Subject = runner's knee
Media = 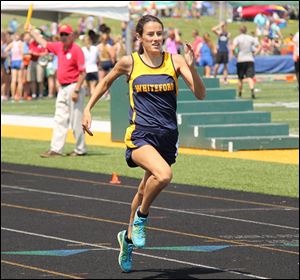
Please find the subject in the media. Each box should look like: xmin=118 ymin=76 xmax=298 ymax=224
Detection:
xmin=155 ymin=168 xmax=173 ymax=186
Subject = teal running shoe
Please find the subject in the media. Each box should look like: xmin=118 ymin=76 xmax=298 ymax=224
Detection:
xmin=117 ymin=230 xmax=133 ymax=273
xmin=131 ymin=207 xmax=148 ymax=248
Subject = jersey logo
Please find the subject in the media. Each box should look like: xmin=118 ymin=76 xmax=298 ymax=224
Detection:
xmin=134 ymin=82 xmax=175 ymax=93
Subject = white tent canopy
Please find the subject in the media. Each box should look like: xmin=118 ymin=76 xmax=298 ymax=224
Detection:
xmin=1 ymin=1 xmax=130 ymax=22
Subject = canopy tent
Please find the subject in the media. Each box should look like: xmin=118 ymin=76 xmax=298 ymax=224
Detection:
xmin=1 ymin=1 xmax=130 ymax=22
xmin=240 ymin=5 xmax=288 ymax=20
xmin=228 ymin=1 xmax=299 ymax=8
xmin=1 ymin=1 xmax=132 ymax=53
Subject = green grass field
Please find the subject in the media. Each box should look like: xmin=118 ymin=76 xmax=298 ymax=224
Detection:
xmin=1 ymin=137 xmax=298 ymax=198
xmin=224 ymin=79 xmax=299 ymax=135
xmin=1 ymin=96 xmax=110 ymax=121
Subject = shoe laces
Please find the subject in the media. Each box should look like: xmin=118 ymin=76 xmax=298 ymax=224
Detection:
xmin=127 ymin=244 xmax=133 ymax=262
xmin=122 ymin=243 xmax=133 ymax=263
xmin=134 ymin=217 xmax=147 ymax=238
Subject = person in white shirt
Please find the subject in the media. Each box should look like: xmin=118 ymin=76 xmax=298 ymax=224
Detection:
xmin=85 ymin=16 xmax=95 ymax=31
xmin=82 ymin=35 xmax=99 ymax=96
xmin=232 ymin=26 xmax=261 ymax=99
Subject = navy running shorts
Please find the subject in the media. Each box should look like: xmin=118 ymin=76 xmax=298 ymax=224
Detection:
xmin=125 ymin=126 xmax=179 ymax=168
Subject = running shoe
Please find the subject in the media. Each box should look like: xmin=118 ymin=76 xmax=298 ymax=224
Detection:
xmin=117 ymin=230 xmax=133 ymax=273
xmin=131 ymin=207 xmax=148 ymax=248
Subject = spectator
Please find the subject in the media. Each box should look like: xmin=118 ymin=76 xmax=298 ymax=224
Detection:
xmin=97 ymin=16 xmax=103 ymax=32
xmin=260 ymin=35 xmax=272 ymax=56
xmin=27 ymin=29 xmax=48 ymax=99
xmin=293 ymin=31 xmax=299 ymax=85
xmin=1 ymin=31 xmax=11 ymax=101
xmin=191 ymin=29 xmax=203 ymax=62
xmin=21 ymin=32 xmax=32 ymax=100
xmin=85 ymin=15 xmax=95 ymax=32
xmin=271 ymin=36 xmax=282 ymax=55
xmin=5 ymin=32 xmax=23 ymax=101
xmin=50 ymin=22 xmax=58 ymax=36
xmin=195 ymin=1 xmax=203 ymax=18
xmin=196 ymin=33 xmax=216 ymax=77
xmin=212 ymin=21 xmax=231 ymax=83
xmin=269 ymin=20 xmax=282 ymax=40
xmin=121 ymin=21 xmax=127 ymax=42
xmin=283 ymin=33 xmax=295 ymax=55
xmin=29 ymin=24 xmax=87 ymax=157
xmin=8 ymin=18 xmax=19 ymax=34
xmin=114 ymin=35 xmax=126 ymax=63
xmin=78 ymin=17 xmax=86 ymax=35
xmin=253 ymin=13 xmax=269 ymax=37
xmin=87 ymin=29 xmax=98 ymax=46
xmin=98 ymin=23 xmax=107 ymax=35
xmin=165 ymin=28 xmax=182 ymax=55
xmin=186 ymin=1 xmax=193 ymax=18
xmin=97 ymin=32 xmax=115 ymax=99
xmin=45 ymin=53 xmax=58 ymax=98
xmin=232 ymin=26 xmax=261 ymax=99
xmin=82 ymin=35 xmax=99 ymax=96
xmin=105 ymin=27 xmax=114 ymax=46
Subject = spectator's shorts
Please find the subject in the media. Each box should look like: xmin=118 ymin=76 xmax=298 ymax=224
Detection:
xmin=295 ymin=59 xmax=299 ymax=73
xmin=27 ymin=61 xmax=45 ymax=83
xmin=86 ymin=72 xmax=99 ymax=81
xmin=99 ymin=60 xmax=114 ymax=72
xmin=199 ymin=56 xmax=214 ymax=67
xmin=11 ymin=60 xmax=22 ymax=70
xmin=124 ymin=126 xmax=178 ymax=168
xmin=237 ymin=62 xmax=255 ymax=79
xmin=215 ymin=52 xmax=229 ymax=64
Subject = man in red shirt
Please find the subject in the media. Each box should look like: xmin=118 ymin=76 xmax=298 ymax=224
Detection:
xmin=29 ymin=24 xmax=87 ymax=157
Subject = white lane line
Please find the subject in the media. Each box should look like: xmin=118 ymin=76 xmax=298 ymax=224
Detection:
xmin=182 ymin=207 xmax=298 ymax=213
xmin=2 ymin=184 xmax=298 ymax=231
xmin=1 ymin=227 xmax=269 ymax=279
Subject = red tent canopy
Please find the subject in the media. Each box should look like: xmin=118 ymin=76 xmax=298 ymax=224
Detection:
xmin=241 ymin=5 xmax=287 ymax=19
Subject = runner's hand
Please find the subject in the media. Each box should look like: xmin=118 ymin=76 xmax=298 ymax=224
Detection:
xmin=184 ymin=42 xmax=195 ymax=67
xmin=82 ymin=109 xmax=93 ymax=136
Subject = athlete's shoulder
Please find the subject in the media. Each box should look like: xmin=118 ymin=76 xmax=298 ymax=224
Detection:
xmin=113 ymin=55 xmax=133 ymax=76
xmin=117 ymin=55 xmax=132 ymax=68
xmin=170 ymin=53 xmax=185 ymax=71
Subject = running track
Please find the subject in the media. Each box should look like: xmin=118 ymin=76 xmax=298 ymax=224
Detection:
xmin=1 ymin=162 xmax=299 ymax=279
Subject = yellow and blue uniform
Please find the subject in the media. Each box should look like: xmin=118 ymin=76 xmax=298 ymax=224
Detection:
xmin=125 ymin=51 xmax=179 ymax=167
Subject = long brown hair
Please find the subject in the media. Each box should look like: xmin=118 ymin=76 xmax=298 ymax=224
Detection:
xmin=203 ymin=32 xmax=216 ymax=54
xmin=136 ymin=15 xmax=164 ymax=54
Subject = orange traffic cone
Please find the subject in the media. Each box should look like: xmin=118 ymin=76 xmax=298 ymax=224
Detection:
xmin=110 ymin=172 xmax=121 ymax=184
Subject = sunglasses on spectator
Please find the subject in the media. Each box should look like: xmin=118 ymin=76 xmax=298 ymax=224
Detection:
xmin=60 ymin=33 xmax=70 ymax=37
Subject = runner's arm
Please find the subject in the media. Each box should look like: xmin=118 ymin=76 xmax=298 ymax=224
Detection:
xmin=173 ymin=44 xmax=206 ymax=100
xmin=82 ymin=55 xmax=132 ymax=131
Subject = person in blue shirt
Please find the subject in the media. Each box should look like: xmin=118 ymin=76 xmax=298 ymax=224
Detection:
xmin=196 ymin=32 xmax=216 ymax=77
xmin=254 ymin=13 xmax=268 ymax=37
xmin=8 ymin=18 xmax=19 ymax=34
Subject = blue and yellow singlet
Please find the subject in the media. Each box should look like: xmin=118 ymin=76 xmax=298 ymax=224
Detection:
xmin=127 ymin=51 xmax=178 ymax=132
